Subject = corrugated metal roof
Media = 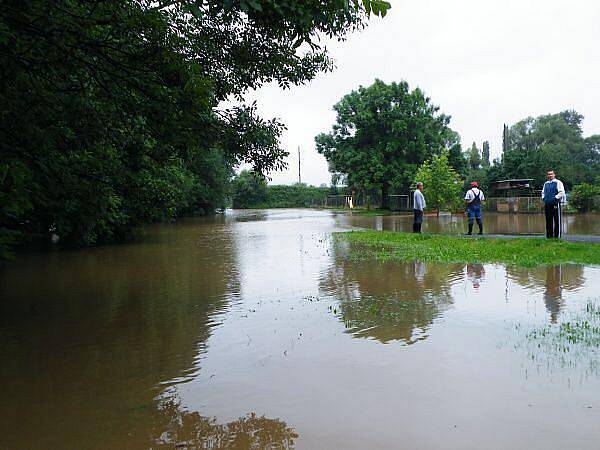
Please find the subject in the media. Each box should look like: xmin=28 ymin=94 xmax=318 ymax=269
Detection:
xmin=491 ymin=179 xmax=534 ymax=184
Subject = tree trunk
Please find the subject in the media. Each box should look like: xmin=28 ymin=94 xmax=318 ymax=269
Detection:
xmin=381 ymin=182 xmax=389 ymax=210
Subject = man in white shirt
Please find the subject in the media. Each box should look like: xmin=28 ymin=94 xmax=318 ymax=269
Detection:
xmin=541 ymin=170 xmax=566 ymax=238
xmin=464 ymin=181 xmax=485 ymax=235
xmin=413 ymin=182 xmax=426 ymax=233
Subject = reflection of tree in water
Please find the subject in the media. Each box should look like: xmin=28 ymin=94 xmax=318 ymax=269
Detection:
xmin=321 ymin=252 xmax=463 ymax=344
xmin=0 ymin=220 xmax=243 ymax=449
xmin=154 ymin=400 xmax=297 ymax=449
xmin=507 ymin=264 xmax=585 ymax=323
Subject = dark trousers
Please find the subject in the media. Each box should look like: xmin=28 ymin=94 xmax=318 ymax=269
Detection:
xmin=544 ymin=201 xmax=561 ymax=238
xmin=466 ymin=205 xmax=483 ymax=234
xmin=413 ymin=209 xmax=423 ymax=233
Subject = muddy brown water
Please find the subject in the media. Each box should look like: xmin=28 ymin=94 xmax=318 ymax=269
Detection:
xmin=344 ymin=210 xmax=600 ymax=235
xmin=1 ymin=209 xmax=600 ymax=449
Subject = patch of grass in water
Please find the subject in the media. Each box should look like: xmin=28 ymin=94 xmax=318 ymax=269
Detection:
xmin=337 ymin=231 xmax=600 ymax=267
xmin=517 ymin=299 xmax=600 ymax=377
xmin=527 ymin=302 xmax=600 ymax=348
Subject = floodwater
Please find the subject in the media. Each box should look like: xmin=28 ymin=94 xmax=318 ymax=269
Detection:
xmin=1 ymin=209 xmax=600 ymax=450
xmin=343 ymin=210 xmax=600 ymax=235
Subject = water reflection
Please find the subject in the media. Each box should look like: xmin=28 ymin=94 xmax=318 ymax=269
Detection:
xmin=155 ymin=400 xmax=297 ymax=449
xmin=466 ymin=263 xmax=486 ymax=289
xmin=0 ymin=220 xmax=240 ymax=449
xmin=321 ymin=247 xmax=463 ymax=344
xmin=544 ymin=266 xmax=565 ymax=323
xmin=2 ymin=209 xmax=600 ymax=449
xmin=340 ymin=211 xmax=600 ymax=235
xmin=507 ymin=265 xmax=585 ymax=322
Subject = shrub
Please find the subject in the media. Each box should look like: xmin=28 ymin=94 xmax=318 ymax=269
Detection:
xmin=230 ymin=174 xmax=329 ymax=209
xmin=569 ymin=183 xmax=600 ymax=212
xmin=231 ymin=171 xmax=268 ymax=209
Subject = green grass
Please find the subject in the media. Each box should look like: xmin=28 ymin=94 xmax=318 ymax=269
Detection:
xmin=515 ymin=299 xmax=600 ymax=375
xmin=527 ymin=301 xmax=600 ymax=348
xmin=338 ymin=231 xmax=600 ymax=267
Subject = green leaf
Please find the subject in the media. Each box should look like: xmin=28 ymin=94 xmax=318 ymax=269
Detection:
xmin=246 ymin=0 xmax=263 ymax=12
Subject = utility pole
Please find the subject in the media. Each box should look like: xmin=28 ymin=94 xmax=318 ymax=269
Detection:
xmin=298 ymin=146 xmax=302 ymax=184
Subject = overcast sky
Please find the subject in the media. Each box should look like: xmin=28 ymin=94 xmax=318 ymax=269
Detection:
xmin=244 ymin=0 xmax=600 ymax=186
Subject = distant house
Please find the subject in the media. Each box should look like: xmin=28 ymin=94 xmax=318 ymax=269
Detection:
xmin=488 ymin=179 xmax=541 ymax=213
xmin=489 ymin=179 xmax=536 ymax=197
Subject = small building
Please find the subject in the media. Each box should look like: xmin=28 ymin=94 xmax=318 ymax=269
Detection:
xmin=489 ymin=179 xmax=536 ymax=197
xmin=488 ymin=179 xmax=541 ymax=213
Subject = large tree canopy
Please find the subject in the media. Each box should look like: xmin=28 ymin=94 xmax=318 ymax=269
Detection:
xmin=497 ymin=111 xmax=600 ymax=189
xmin=315 ymin=79 xmax=459 ymax=208
xmin=0 ymin=0 xmax=390 ymax=250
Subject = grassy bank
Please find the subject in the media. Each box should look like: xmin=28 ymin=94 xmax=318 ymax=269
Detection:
xmin=339 ymin=231 xmax=600 ymax=267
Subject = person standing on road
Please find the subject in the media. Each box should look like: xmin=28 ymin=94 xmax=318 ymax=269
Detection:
xmin=465 ymin=181 xmax=485 ymax=235
xmin=541 ymin=170 xmax=565 ymax=238
xmin=413 ymin=182 xmax=426 ymax=233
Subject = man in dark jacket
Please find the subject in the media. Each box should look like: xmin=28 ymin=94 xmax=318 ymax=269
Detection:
xmin=541 ymin=170 xmax=565 ymax=238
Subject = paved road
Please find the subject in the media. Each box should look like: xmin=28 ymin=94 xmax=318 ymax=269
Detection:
xmin=460 ymin=234 xmax=600 ymax=243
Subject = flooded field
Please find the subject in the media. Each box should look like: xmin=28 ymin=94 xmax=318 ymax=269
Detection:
xmin=343 ymin=210 xmax=600 ymax=236
xmin=1 ymin=209 xmax=600 ymax=449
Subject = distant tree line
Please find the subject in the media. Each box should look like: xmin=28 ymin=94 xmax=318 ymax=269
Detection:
xmin=316 ymin=80 xmax=600 ymax=211
xmin=490 ymin=111 xmax=600 ymax=190
xmin=233 ymin=103 xmax=600 ymax=215
xmin=0 ymin=0 xmax=390 ymax=258
xmin=232 ymin=170 xmax=330 ymax=209
xmin=467 ymin=111 xmax=600 ymax=211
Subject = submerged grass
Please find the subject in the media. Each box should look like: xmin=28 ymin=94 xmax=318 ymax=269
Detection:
xmin=339 ymin=231 xmax=600 ymax=267
xmin=515 ymin=299 xmax=600 ymax=376
xmin=527 ymin=302 xmax=600 ymax=349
